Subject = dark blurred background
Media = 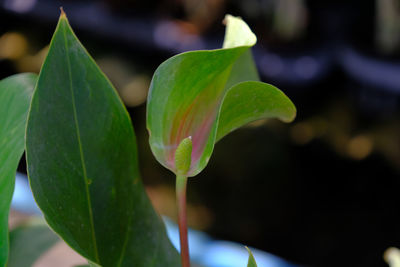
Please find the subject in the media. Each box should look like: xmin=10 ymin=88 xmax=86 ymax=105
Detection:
xmin=1 ymin=0 xmax=400 ymax=266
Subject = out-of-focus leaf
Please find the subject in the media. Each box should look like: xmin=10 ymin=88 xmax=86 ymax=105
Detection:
xmin=217 ymin=81 xmax=296 ymax=141
xmin=0 ymin=73 xmax=36 ymax=266
xmin=8 ymin=219 xmax=59 ymax=267
xmin=26 ymin=13 xmax=180 ymax=266
xmin=246 ymin=247 xmax=258 ymax=267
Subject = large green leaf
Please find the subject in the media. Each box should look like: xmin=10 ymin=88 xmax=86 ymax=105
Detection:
xmin=26 ymin=13 xmax=180 ymax=266
xmin=147 ymin=15 xmax=295 ymax=177
xmin=8 ymin=218 xmax=59 ymax=267
xmin=0 ymin=73 xmax=37 ymax=267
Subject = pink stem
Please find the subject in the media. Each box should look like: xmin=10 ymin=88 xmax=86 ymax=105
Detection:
xmin=176 ymin=175 xmax=190 ymax=267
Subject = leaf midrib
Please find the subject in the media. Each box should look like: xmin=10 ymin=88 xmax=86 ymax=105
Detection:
xmin=62 ymin=20 xmax=100 ymax=263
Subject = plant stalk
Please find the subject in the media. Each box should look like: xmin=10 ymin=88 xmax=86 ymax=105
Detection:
xmin=176 ymin=174 xmax=190 ymax=267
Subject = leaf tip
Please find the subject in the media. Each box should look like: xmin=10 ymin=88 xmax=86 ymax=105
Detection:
xmin=60 ymin=7 xmax=66 ymax=18
xmin=245 ymin=246 xmax=252 ymax=255
xmin=245 ymin=246 xmax=258 ymax=267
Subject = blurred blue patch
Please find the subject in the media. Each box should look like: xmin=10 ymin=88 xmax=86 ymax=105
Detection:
xmin=11 ymin=172 xmax=41 ymax=214
xmin=12 ymin=172 xmax=298 ymax=267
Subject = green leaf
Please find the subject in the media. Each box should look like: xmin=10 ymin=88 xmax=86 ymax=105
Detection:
xmin=147 ymin=15 xmax=257 ymax=177
xmin=26 ymin=13 xmax=180 ymax=266
xmin=224 ymin=50 xmax=260 ymax=90
xmin=246 ymin=247 xmax=258 ymax=267
xmin=0 ymin=73 xmax=37 ymax=267
xmin=217 ymin=81 xmax=296 ymax=141
xmin=8 ymin=218 xmax=59 ymax=267
xmin=147 ymin=15 xmax=295 ymax=177
xmin=147 ymin=47 xmax=247 ymax=177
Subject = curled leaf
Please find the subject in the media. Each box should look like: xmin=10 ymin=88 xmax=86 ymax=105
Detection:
xmin=147 ymin=15 xmax=296 ymax=177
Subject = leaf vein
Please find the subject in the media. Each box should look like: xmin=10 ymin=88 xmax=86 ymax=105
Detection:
xmin=61 ymin=21 xmax=100 ymax=264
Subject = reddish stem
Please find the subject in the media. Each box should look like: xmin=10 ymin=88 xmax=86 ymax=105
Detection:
xmin=176 ymin=175 xmax=190 ymax=267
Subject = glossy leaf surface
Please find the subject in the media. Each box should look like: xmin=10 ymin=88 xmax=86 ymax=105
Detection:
xmin=0 ymin=73 xmax=37 ymax=266
xmin=147 ymin=15 xmax=296 ymax=177
xmin=8 ymin=219 xmax=59 ymax=267
xmin=26 ymin=13 xmax=180 ymax=266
